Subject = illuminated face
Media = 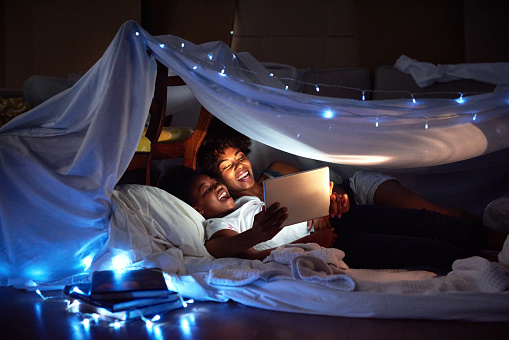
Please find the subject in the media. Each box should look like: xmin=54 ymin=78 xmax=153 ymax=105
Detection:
xmin=215 ymin=147 xmax=256 ymax=193
xmin=189 ymin=174 xmax=235 ymax=219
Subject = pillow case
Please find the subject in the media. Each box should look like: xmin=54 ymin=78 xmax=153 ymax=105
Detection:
xmin=92 ymin=184 xmax=212 ymax=275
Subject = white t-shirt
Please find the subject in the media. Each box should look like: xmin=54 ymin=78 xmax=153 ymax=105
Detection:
xmin=205 ymin=196 xmax=311 ymax=251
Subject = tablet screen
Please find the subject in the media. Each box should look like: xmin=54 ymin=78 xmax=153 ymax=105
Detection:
xmin=263 ymin=167 xmax=330 ymax=227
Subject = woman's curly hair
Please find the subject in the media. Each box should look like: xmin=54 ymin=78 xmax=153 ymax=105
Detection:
xmin=197 ymin=127 xmax=252 ymax=176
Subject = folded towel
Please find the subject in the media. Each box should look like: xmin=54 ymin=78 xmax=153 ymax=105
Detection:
xmin=263 ymin=243 xmax=349 ymax=270
xmin=291 ymin=255 xmax=355 ymax=290
xmin=208 ymin=243 xmax=355 ymax=290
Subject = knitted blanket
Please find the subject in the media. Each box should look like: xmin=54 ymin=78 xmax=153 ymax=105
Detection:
xmin=208 ymin=244 xmax=509 ymax=293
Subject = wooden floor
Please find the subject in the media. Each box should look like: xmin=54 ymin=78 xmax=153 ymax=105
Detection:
xmin=2 ymin=287 xmax=508 ymax=340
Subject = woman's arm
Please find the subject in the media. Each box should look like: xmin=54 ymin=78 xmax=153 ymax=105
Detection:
xmin=265 ymin=160 xmax=302 ymax=176
xmin=291 ymin=228 xmax=337 ymax=248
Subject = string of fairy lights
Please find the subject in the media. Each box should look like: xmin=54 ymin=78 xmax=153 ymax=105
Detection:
xmin=35 ymin=253 xmax=194 ymax=331
xmin=136 ymin=29 xmax=504 ymax=131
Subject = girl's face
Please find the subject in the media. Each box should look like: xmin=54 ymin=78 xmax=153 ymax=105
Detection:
xmin=190 ymin=174 xmax=235 ymax=219
xmin=215 ymin=147 xmax=256 ymax=194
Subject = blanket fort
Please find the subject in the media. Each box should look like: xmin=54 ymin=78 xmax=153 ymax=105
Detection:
xmin=0 ymin=21 xmax=508 ymax=287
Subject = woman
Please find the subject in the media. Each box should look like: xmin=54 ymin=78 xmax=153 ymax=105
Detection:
xmin=191 ymin=127 xmax=508 ymax=269
xmin=158 ymin=166 xmax=506 ymax=271
xmin=196 ymin=126 xmax=480 ymax=223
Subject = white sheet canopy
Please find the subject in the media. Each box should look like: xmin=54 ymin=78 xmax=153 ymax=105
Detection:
xmin=1 ymin=21 xmax=508 ymax=287
xmin=148 ymin=33 xmax=509 ymax=169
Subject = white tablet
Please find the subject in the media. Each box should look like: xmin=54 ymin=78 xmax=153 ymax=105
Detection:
xmin=263 ymin=167 xmax=330 ymax=227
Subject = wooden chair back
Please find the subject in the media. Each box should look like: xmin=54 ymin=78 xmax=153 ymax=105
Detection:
xmin=120 ymin=60 xmax=213 ymax=185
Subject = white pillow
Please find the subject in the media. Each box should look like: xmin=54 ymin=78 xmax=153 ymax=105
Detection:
xmin=93 ymin=184 xmax=212 ymax=274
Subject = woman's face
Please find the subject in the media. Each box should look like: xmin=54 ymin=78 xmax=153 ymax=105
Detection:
xmin=215 ymin=147 xmax=256 ymax=193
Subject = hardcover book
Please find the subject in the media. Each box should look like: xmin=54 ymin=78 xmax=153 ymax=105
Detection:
xmin=71 ymin=297 xmax=183 ymax=321
xmin=89 ymin=268 xmax=171 ymax=300
xmin=64 ymin=268 xmax=182 ymax=320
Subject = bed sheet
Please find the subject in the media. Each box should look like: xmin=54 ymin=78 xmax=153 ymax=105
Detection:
xmin=169 ymin=271 xmax=509 ymax=322
xmin=98 ymin=184 xmax=509 ymax=322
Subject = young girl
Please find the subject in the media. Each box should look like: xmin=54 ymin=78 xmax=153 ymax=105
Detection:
xmin=159 ymin=166 xmax=341 ymax=260
xmin=159 ymin=166 xmax=506 ymax=271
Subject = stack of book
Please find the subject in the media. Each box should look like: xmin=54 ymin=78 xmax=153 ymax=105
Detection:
xmin=64 ymin=268 xmax=182 ymax=321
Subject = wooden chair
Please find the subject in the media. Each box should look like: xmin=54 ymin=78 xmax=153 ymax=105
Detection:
xmin=120 ymin=60 xmax=213 ymax=185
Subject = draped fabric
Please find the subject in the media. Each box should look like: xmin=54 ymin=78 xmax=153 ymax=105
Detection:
xmin=143 ymin=28 xmax=509 ymax=169
xmin=0 ymin=22 xmax=156 ymax=287
xmin=0 ymin=20 xmax=508 ymax=286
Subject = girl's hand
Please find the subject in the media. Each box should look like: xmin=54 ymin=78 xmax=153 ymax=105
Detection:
xmin=251 ymin=203 xmax=288 ymax=241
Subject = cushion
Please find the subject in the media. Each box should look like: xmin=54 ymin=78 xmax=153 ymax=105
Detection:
xmin=92 ymin=184 xmax=212 ymax=274
xmin=0 ymin=97 xmax=29 ymax=126
xmin=136 ymin=126 xmax=194 ymax=152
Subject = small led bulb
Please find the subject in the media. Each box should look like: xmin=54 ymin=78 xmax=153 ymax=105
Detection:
xmin=456 ymin=93 xmax=464 ymax=104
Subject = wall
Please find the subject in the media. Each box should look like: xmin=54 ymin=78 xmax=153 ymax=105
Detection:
xmin=231 ymin=0 xmax=359 ymax=69
xmin=2 ymin=0 xmax=141 ymax=88
xmin=1 ymin=0 xmax=508 ymax=89
xmin=141 ymin=0 xmax=235 ymax=44
xmin=0 ymin=0 xmax=235 ymax=89
xmin=231 ymin=0 xmax=508 ymax=70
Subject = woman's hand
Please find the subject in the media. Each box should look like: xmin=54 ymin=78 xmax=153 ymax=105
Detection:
xmin=330 ymin=192 xmax=349 ymax=219
xmin=307 ymin=216 xmax=331 ymax=231
xmin=303 ymin=228 xmax=337 ymax=248
xmin=307 ymin=182 xmax=350 ymax=230
xmin=251 ymin=202 xmax=288 ymax=242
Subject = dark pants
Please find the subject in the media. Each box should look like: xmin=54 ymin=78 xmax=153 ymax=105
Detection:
xmin=332 ymin=205 xmax=489 ymax=271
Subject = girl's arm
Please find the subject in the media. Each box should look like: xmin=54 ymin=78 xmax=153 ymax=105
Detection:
xmin=205 ymin=203 xmax=288 ymax=260
xmin=206 ymin=227 xmax=337 ymax=260
xmin=205 ymin=228 xmax=275 ymax=260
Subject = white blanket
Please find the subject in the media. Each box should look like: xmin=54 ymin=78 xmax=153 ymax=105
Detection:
xmin=208 ymin=244 xmax=509 ymax=294
xmin=395 ymin=54 xmax=509 ymax=88
xmin=209 ymin=244 xmax=354 ymax=290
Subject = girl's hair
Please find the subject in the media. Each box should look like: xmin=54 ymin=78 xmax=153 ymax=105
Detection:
xmin=157 ymin=165 xmax=201 ymax=206
xmin=197 ymin=126 xmax=251 ymax=176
